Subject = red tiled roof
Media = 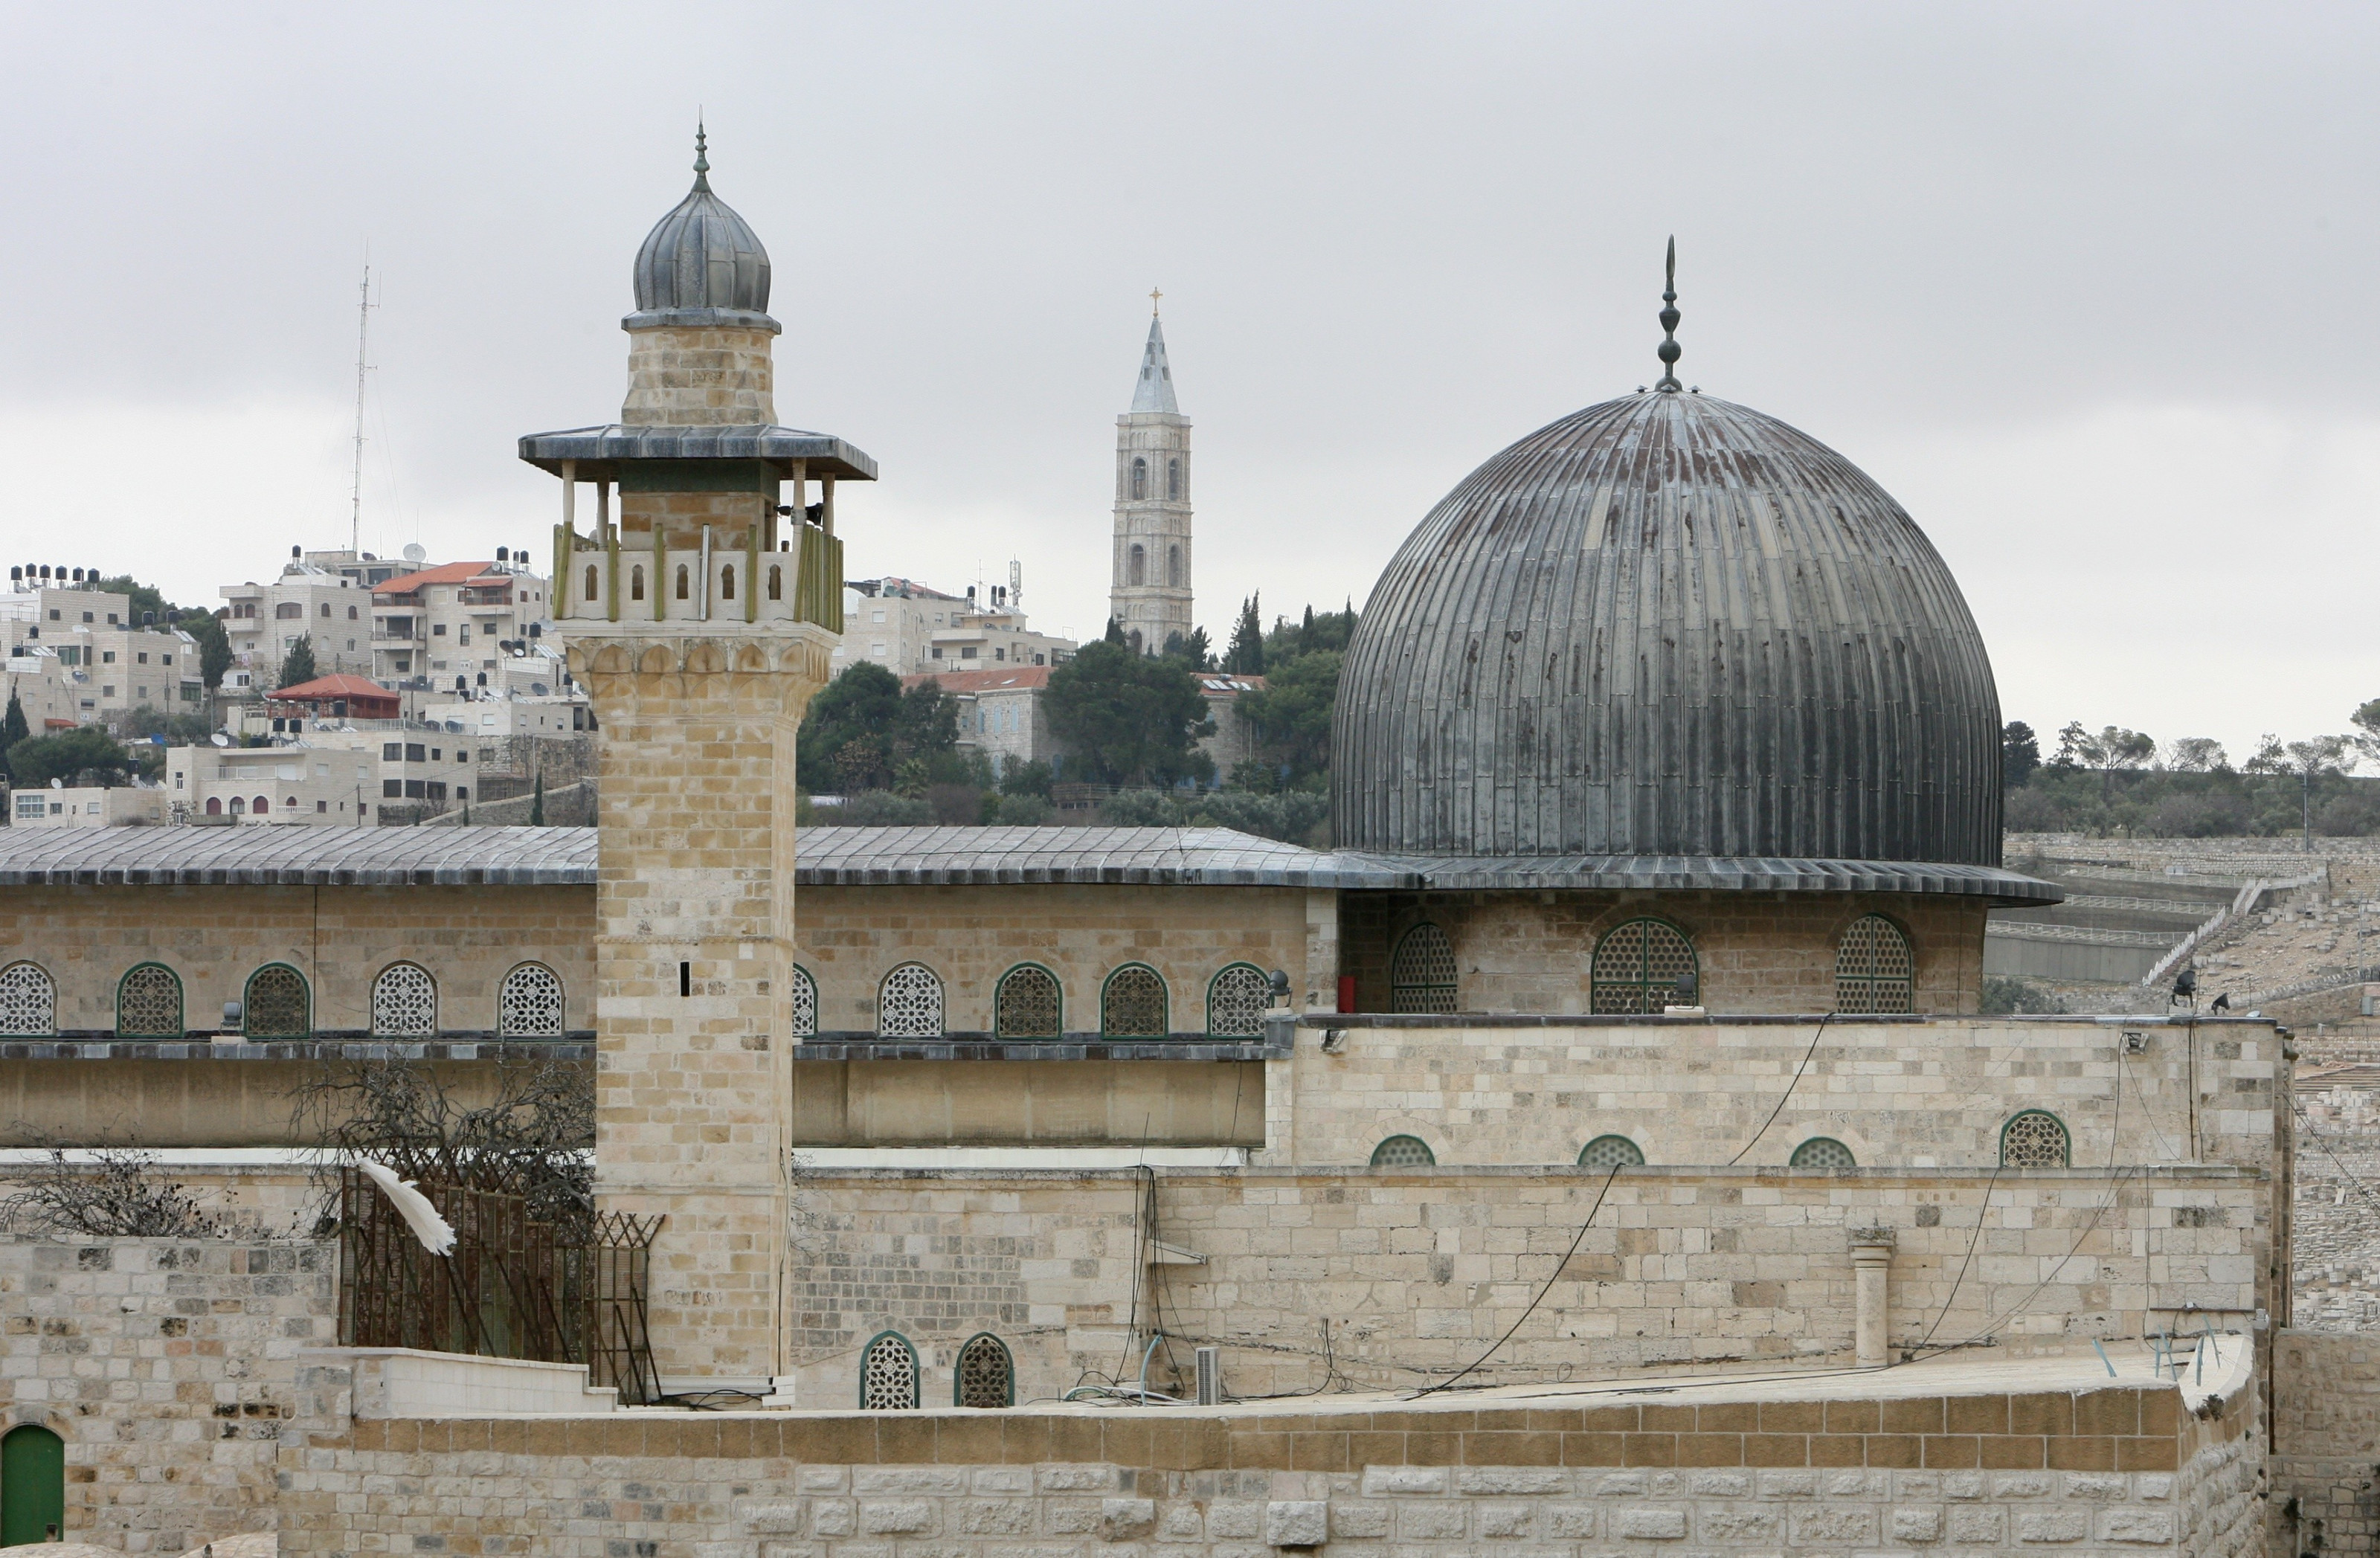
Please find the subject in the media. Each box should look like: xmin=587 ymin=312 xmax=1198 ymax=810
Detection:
xmin=266 ymin=674 xmax=397 ymax=704
xmin=373 ymin=561 xmax=501 ymax=596
xmin=902 ymin=666 xmax=1054 ymax=695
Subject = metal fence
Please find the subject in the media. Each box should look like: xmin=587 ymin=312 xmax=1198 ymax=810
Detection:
xmin=336 ymin=1168 xmax=663 ymax=1405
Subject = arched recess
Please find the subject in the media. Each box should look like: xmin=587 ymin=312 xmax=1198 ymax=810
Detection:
xmin=1167 ymin=545 xmax=1182 ymax=588
xmin=1389 ymin=924 xmax=1457 ymax=1014
xmin=370 ymin=962 xmax=437 ymax=1037
xmin=1 ymin=1423 xmax=65 ymax=1545
xmin=242 ymin=964 xmax=310 ymax=1038
xmin=994 ymin=964 xmax=1063 ymax=1040
xmin=1789 ymin=1137 xmax=1856 ymax=1170
xmin=1130 ymin=456 xmax=1148 ymax=499
xmin=788 ymin=965 xmax=818 ymax=1040
xmin=117 ymin=963 xmax=184 ymax=1039
xmin=858 ymin=1330 xmax=919 ymax=1410
xmin=1370 ymin=1134 xmax=1436 ymax=1168
xmin=0 ymin=961 xmax=57 ymax=1037
xmin=1590 ymin=918 xmax=1698 ymax=1014
xmin=2000 ymin=1110 xmax=2070 ymax=1168
xmin=953 ymin=1333 xmax=1015 ymax=1407
xmin=1100 ymin=964 xmax=1168 ymax=1039
xmin=583 ymin=564 xmax=598 ymax=601
xmin=879 ymin=964 xmax=945 ymax=1038
xmin=1128 ymin=544 xmax=1146 ymax=586
xmin=1205 ymin=963 xmax=1270 ymax=1037
xmin=1836 ymin=914 xmax=1916 ymax=1014
xmin=1578 ymin=1135 xmax=1646 ymax=1170
xmin=1167 ymin=457 xmax=1181 ymax=499
xmin=498 ymin=962 xmax=565 ymax=1037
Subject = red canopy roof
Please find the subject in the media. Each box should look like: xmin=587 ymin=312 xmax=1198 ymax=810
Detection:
xmin=266 ymin=675 xmax=399 ymax=716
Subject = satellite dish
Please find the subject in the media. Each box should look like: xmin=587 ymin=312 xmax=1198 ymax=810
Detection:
xmin=402 ymin=542 xmax=427 ymax=564
xmin=210 ymin=732 xmax=231 ymax=747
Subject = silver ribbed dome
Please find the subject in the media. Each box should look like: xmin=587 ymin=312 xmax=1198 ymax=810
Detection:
xmin=630 ymin=134 xmax=771 ymax=316
xmin=1331 ymin=390 xmax=2002 ymax=866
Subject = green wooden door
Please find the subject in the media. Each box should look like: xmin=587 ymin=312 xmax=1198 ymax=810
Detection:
xmin=1 ymin=1424 xmax=65 ymax=1545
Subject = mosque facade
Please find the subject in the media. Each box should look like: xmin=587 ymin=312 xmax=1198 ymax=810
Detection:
xmin=0 ymin=138 xmax=2297 ymax=1558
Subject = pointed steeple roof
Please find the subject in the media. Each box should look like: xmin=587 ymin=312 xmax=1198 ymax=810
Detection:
xmin=1130 ymin=314 xmax=1180 ymax=414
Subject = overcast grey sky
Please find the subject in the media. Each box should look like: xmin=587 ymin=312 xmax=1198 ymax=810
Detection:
xmin=0 ymin=1 xmax=2372 ymax=761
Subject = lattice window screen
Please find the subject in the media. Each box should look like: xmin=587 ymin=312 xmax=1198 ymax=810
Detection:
xmin=995 ymin=966 xmax=1061 ymax=1039
xmin=1836 ymin=915 xmax=1915 ymax=1014
xmin=955 ymin=1333 xmax=1013 ymax=1408
xmin=1206 ymin=965 xmax=1270 ymax=1037
xmin=789 ymin=966 xmax=817 ymax=1038
xmin=1370 ymin=1135 xmax=1436 ymax=1168
xmin=117 ymin=965 xmax=183 ymax=1038
xmin=1101 ymin=966 xmax=1168 ymax=1038
xmin=878 ymin=965 xmax=944 ymax=1038
xmin=498 ymin=964 xmax=565 ymax=1037
xmin=1389 ymin=924 xmax=1458 ymax=1014
xmin=1578 ymin=1135 xmax=1647 ymax=1170
xmin=2001 ymin=1111 xmax=2070 ymax=1168
xmin=859 ymin=1333 xmax=918 ymax=1410
xmin=1789 ymin=1137 xmax=1857 ymax=1170
xmin=371 ymin=965 xmax=437 ymax=1037
xmin=1590 ymin=920 xmax=1698 ymax=1014
xmin=0 ymin=962 xmax=54 ymax=1037
xmin=244 ymin=967 xmax=309 ymax=1038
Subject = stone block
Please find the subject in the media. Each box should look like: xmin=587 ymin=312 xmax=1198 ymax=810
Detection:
xmin=1891 ymin=1505 xmax=1943 ymax=1543
xmin=1101 ymin=1499 xmax=1157 ymax=1541
xmin=737 ymin=1501 xmax=805 ymax=1535
xmin=1455 ymin=1467 xmax=1567 ymax=1496
xmin=1697 ymin=1507 xmax=1780 ymax=1542
xmin=810 ymin=1501 xmax=855 ymax=1538
xmin=1396 ymin=1503 xmax=1469 ymax=1540
xmin=1263 ymin=1501 xmax=1328 ymax=1548
xmin=1545 ymin=1504 xmax=1598 ymax=1539
xmin=1325 ymin=1502 xmax=1390 ymax=1539
xmin=1613 ymin=1507 xmax=1688 ymax=1540
xmin=2014 ymin=1508 xmax=2091 ymax=1542
xmin=857 ymin=1502 xmax=936 ymax=1536
xmin=2100 ymin=1508 xmax=2175 ymax=1543
xmin=1361 ymin=1467 xmax=1450 ymax=1496
xmin=1206 ymin=1502 xmax=1264 ymax=1539
xmin=1788 ymin=1507 xmax=1877 ymax=1545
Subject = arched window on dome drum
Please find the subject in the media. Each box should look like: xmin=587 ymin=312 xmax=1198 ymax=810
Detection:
xmin=2000 ymin=1110 xmax=2070 ymax=1168
xmin=954 ymin=1333 xmax=1014 ymax=1407
xmin=1578 ymin=1135 xmax=1645 ymax=1171
xmin=995 ymin=965 xmax=1062 ymax=1040
xmin=118 ymin=963 xmax=183 ymax=1039
xmin=1128 ymin=544 xmax=1145 ymax=587
xmin=1206 ymin=964 xmax=1270 ymax=1038
xmin=1130 ymin=457 xmax=1148 ymax=500
xmin=1101 ymin=965 xmax=1168 ymax=1039
xmin=631 ymin=564 xmax=646 ymax=602
xmin=1789 ymin=1137 xmax=1856 ymax=1170
xmin=1836 ymin=915 xmax=1915 ymax=1014
xmin=858 ymin=1331 xmax=919 ymax=1410
xmin=371 ymin=963 xmax=437 ymax=1037
xmin=1167 ymin=545 xmax=1182 ymax=588
xmin=1167 ymin=457 xmax=1181 ymax=499
xmin=675 ymin=564 xmax=689 ymax=600
xmin=0 ymin=962 xmax=56 ymax=1037
xmin=498 ymin=963 xmax=565 ymax=1037
xmin=1371 ymin=1134 xmax=1435 ymax=1168
xmin=768 ymin=564 xmax=782 ymax=602
xmin=788 ymin=965 xmax=817 ymax=1039
xmin=721 ymin=564 xmax=736 ymax=601
xmin=1590 ymin=919 xmax=1697 ymax=1015
xmin=583 ymin=564 xmax=598 ymax=602
xmin=243 ymin=965 xmax=310 ymax=1038
xmin=879 ymin=964 xmax=944 ymax=1038
xmin=1389 ymin=924 xmax=1458 ymax=1014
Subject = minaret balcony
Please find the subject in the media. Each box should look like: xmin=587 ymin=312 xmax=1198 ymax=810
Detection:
xmin=551 ymin=523 xmax=843 ymax=634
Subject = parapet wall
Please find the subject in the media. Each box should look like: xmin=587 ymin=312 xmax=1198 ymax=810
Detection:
xmin=2271 ymin=1330 xmax=2380 ymax=1558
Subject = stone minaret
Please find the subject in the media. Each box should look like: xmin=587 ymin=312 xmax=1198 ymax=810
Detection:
xmin=522 ymin=128 xmax=875 ymax=1395
xmin=1109 ymin=302 xmax=1192 ymax=654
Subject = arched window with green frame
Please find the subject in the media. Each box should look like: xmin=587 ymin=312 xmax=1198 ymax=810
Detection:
xmin=1370 ymin=1134 xmax=1436 ymax=1168
xmin=1389 ymin=923 xmax=1458 ymax=1013
xmin=116 ymin=963 xmax=184 ymax=1039
xmin=1789 ymin=1136 xmax=1856 ymax=1170
xmin=1836 ymin=914 xmax=1916 ymax=1014
xmin=1205 ymin=962 xmax=1270 ymax=1037
xmin=1590 ymin=918 xmax=1698 ymax=1014
xmin=242 ymin=963 xmax=311 ymax=1038
xmin=1578 ymin=1135 xmax=1646 ymax=1170
xmin=2000 ymin=1110 xmax=2070 ymax=1168
xmin=0 ymin=960 xmax=55 ymax=1037
xmin=1100 ymin=963 xmax=1168 ymax=1039
xmin=995 ymin=963 xmax=1064 ymax=1039
xmin=953 ymin=1332 xmax=1015 ymax=1406
xmin=858 ymin=1330 xmax=919 ymax=1410
xmin=788 ymin=964 xmax=818 ymax=1039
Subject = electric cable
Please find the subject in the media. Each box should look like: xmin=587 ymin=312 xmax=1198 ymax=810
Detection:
xmin=1910 ymin=1159 xmax=2002 ymax=1358
xmin=1728 ymin=1013 xmax=1834 ymax=1165
xmin=1410 ymin=1164 xmax=1621 ymax=1399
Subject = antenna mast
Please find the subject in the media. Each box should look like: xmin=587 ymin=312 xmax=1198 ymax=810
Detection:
xmin=349 ymin=265 xmax=376 ymax=557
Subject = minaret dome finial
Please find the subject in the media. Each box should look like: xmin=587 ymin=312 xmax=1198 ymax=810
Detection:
xmin=693 ymin=119 xmax=711 ymax=192
xmin=1654 ymin=236 xmax=1682 ymax=393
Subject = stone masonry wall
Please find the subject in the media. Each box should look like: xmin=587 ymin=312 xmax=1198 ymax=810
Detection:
xmin=275 ymin=1375 xmax=2248 ymax=1558
xmin=0 ymin=1235 xmax=338 ymax=1554
xmin=1339 ymin=889 xmax=1990 ymax=1015
xmin=2271 ymin=1331 xmax=2380 ymax=1558
xmin=782 ymin=1166 xmax=2264 ymax=1409
xmin=0 ymin=883 xmax=596 ymax=1038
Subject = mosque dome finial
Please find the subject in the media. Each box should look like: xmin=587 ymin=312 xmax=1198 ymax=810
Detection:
xmin=628 ymin=124 xmax=772 ymax=321
xmin=1654 ymin=236 xmax=1683 ymax=393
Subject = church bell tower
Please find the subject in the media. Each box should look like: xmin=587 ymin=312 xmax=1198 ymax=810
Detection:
xmin=1108 ymin=297 xmax=1193 ymax=654
xmin=520 ymin=128 xmax=875 ymax=1394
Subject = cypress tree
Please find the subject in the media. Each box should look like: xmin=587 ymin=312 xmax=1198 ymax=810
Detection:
xmin=530 ymin=770 xmax=545 ymax=826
